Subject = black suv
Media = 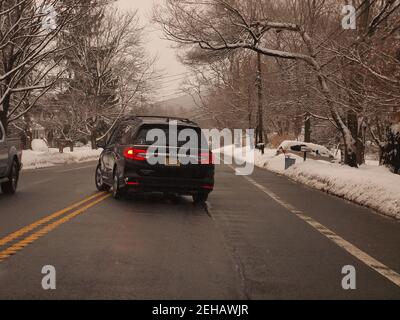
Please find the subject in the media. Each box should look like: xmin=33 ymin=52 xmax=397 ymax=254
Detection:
xmin=95 ymin=116 xmax=215 ymax=203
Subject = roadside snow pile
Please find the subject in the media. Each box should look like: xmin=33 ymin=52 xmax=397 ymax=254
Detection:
xmin=31 ymin=139 xmax=49 ymax=152
xmin=285 ymin=161 xmax=400 ymax=219
xmin=22 ymin=146 xmax=102 ymax=170
xmin=219 ymin=145 xmax=400 ymax=220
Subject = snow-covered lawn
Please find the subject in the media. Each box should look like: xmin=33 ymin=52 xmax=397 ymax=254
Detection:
xmin=218 ymin=145 xmax=400 ymax=220
xmin=22 ymin=146 xmax=102 ymax=170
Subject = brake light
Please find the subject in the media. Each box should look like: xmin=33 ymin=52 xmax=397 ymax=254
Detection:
xmin=123 ymin=148 xmax=147 ymax=161
xmin=199 ymin=152 xmax=215 ymax=165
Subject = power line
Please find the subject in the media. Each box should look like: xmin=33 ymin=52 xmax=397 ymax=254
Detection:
xmin=151 ymin=75 xmax=189 ymax=87
xmin=152 ymin=87 xmax=214 ymax=103
xmin=146 ymin=72 xmax=192 ymax=82
xmin=153 ymin=90 xmax=185 ymax=100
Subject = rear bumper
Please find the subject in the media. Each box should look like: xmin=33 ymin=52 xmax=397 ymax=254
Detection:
xmin=122 ymin=176 xmax=214 ymax=195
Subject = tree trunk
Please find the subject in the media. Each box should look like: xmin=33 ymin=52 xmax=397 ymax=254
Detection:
xmin=314 ymin=70 xmax=359 ymax=167
xmin=359 ymin=124 xmax=366 ymax=164
xmin=91 ymin=131 xmax=98 ymax=150
xmin=378 ymin=145 xmax=384 ymax=165
xmin=23 ymin=130 xmax=33 ymax=150
xmin=0 ymin=111 xmax=7 ymax=133
xmin=304 ymin=113 xmax=311 ymax=142
xmin=352 ymin=0 xmax=370 ymax=165
xmin=347 ymin=110 xmax=365 ymax=165
xmin=58 ymin=140 xmax=64 ymax=153
xmin=1 ymin=92 xmax=11 ymax=133
xmin=256 ymin=52 xmax=265 ymax=153
xmin=341 ymin=126 xmax=358 ymax=168
xmin=344 ymin=144 xmax=358 ymax=168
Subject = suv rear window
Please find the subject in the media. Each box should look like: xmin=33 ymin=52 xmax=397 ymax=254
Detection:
xmin=134 ymin=125 xmax=207 ymax=148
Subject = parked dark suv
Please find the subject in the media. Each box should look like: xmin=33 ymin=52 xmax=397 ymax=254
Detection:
xmin=95 ymin=116 xmax=215 ymax=203
xmin=0 ymin=121 xmax=22 ymax=194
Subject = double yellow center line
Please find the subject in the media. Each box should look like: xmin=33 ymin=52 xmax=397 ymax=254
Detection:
xmin=0 ymin=192 xmax=111 ymax=262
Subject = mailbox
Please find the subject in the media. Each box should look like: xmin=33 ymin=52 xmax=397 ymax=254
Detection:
xmin=285 ymin=156 xmax=296 ymax=170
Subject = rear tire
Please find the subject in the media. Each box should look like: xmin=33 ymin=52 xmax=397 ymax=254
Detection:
xmin=1 ymin=160 xmax=19 ymax=195
xmin=95 ymin=164 xmax=110 ymax=192
xmin=193 ymin=192 xmax=208 ymax=204
xmin=112 ymin=170 xmax=124 ymax=200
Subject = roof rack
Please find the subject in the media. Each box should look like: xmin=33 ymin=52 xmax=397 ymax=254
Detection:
xmin=134 ymin=115 xmax=198 ymax=125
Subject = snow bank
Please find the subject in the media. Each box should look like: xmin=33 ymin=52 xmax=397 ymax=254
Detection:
xmin=285 ymin=161 xmax=400 ymax=220
xmin=219 ymin=145 xmax=400 ymax=220
xmin=22 ymin=146 xmax=102 ymax=170
xmin=31 ymin=139 xmax=49 ymax=152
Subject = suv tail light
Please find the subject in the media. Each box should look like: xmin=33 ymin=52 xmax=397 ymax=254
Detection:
xmin=124 ymin=148 xmax=147 ymax=161
xmin=199 ymin=151 xmax=215 ymax=165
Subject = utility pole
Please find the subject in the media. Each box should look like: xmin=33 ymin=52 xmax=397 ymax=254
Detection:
xmin=256 ymin=52 xmax=265 ymax=154
xmin=346 ymin=0 xmax=371 ymax=165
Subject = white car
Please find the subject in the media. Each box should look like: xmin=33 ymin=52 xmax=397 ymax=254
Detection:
xmin=277 ymin=140 xmax=335 ymax=161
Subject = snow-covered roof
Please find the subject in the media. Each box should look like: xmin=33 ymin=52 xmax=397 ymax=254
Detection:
xmin=277 ymin=140 xmax=334 ymax=159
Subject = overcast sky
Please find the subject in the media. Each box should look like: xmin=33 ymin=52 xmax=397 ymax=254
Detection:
xmin=116 ymin=0 xmax=189 ymax=101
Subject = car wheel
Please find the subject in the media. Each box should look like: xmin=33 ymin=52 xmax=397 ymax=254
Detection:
xmin=1 ymin=160 xmax=19 ymax=195
xmin=112 ymin=170 xmax=124 ymax=200
xmin=95 ymin=164 xmax=110 ymax=192
xmin=192 ymin=192 xmax=208 ymax=204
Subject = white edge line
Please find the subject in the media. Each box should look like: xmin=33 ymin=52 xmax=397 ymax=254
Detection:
xmin=227 ymin=164 xmax=400 ymax=288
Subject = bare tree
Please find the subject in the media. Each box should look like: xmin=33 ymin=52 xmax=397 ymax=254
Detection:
xmin=0 ymin=0 xmax=86 ymax=132
xmin=58 ymin=7 xmax=155 ymax=148
xmin=154 ymin=0 xmax=399 ymax=168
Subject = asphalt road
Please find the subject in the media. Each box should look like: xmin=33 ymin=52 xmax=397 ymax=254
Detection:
xmin=0 ymin=161 xmax=399 ymax=299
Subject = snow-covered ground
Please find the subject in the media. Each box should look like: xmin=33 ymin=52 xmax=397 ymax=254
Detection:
xmin=22 ymin=146 xmax=102 ymax=170
xmin=218 ymin=145 xmax=400 ymax=220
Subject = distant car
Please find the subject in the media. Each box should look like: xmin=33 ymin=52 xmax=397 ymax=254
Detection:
xmin=276 ymin=140 xmax=335 ymax=161
xmin=0 ymin=121 xmax=22 ymax=194
xmin=95 ymin=116 xmax=215 ymax=203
